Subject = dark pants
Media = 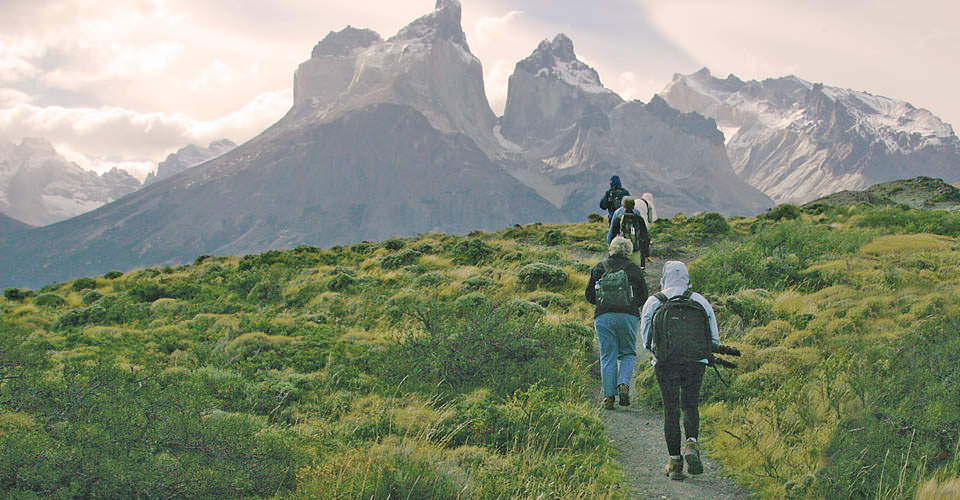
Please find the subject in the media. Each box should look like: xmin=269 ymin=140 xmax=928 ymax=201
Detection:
xmin=655 ymin=362 xmax=706 ymax=456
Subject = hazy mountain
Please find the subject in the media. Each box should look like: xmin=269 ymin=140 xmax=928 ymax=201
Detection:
xmin=0 ymin=138 xmax=140 ymax=226
xmin=661 ymin=68 xmax=960 ymax=203
xmin=0 ymin=0 xmax=559 ymax=289
xmin=0 ymin=211 xmax=31 ymax=234
xmin=497 ymin=37 xmax=772 ymax=218
xmin=143 ymin=139 xmax=236 ymax=185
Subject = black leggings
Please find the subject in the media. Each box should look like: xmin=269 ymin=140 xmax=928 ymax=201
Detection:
xmin=655 ymin=362 xmax=706 ymax=456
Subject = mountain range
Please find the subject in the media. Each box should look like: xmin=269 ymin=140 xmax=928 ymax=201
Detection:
xmin=0 ymin=138 xmax=140 ymax=226
xmin=3 ymin=0 xmax=959 ymax=288
xmin=661 ymin=68 xmax=960 ymax=203
xmin=0 ymin=138 xmax=236 ymax=227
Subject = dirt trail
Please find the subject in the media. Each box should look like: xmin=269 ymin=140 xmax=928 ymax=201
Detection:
xmin=594 ymin=257 xmax=756 ymax=500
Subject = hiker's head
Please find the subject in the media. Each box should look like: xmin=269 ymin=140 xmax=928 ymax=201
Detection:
xmin=610 ymin=175 xmax=621 ymax=188
xmin=623 ymin=197 xmax=635 ymax=210
xmin=609 ymin=236 xmax=633 ymax=257
xmin=660 ymin=261 xmax=690 ymax=290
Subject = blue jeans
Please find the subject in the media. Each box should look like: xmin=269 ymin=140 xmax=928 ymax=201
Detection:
xmin=594 ymin=313 xmax=639 ymax=397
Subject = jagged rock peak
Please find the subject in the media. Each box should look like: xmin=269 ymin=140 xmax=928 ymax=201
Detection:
xmin=311 ymin=26 xmax=382 ymax=58
xmin=392 ymin=0 xmax=468 ymax=49
xmin=516 ymin=33 xmax=609 ymax=94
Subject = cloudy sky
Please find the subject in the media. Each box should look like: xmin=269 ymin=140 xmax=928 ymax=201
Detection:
xmin=1 ymin=0 xmax=957 ymax=180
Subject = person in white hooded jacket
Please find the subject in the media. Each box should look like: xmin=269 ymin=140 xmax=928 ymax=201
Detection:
xmin=639 ymin=260 xmax=720 ymax=480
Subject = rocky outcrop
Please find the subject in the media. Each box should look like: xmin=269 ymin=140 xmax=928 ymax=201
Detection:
xmin=661 ymin=68 xmax=960 ymax=203
xmin=500 ymin=34 xmax=622 ymax=146
xmin=498 ymin=40 xmax=771 ymax=218
xmin=290 ymin=0 xmax=499 ymax=154
xmin=143 ymin=139 xmax=236 ymax=185
xmin=0 ymin=138 xmax=140 ymax=226
xmin=293 ymin=27 xmax=382 ymax=108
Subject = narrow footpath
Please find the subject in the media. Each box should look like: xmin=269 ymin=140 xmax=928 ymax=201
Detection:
xmin=595 ymin=257 xmax=756 ymax=500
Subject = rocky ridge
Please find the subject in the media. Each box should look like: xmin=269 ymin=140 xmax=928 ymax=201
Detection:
xmin=661 ymin=68 xmax=960 ymax=204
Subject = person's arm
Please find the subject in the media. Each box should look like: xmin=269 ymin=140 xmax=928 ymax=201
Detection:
xmin=599 ymin=190 xmax=610 ymax=210
xmin=629 ymin=265 xmax=648 ymax=310
xmin=640 ymin=297 xmax=659 ymax=350
xmin=585 ymin=263 xmax=603 ymax=305
xmin=694 ymin=293 xmax=721 ymax=343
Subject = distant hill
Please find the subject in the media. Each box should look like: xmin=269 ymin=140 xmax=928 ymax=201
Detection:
xmin=802 ymin=176 xmax=960 ymax=211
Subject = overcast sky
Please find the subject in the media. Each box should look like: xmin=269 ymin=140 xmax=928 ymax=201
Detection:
xmin=1 ymin=0 xmax=957 ymax=180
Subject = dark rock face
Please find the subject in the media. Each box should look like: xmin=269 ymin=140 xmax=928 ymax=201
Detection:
xmin=0 ymin=104 xmax=561 ymax=288
xmin=143 ymin=139 xmax=236 ymax=186
xmin=500 ymin=34 xmax=623 ymax=145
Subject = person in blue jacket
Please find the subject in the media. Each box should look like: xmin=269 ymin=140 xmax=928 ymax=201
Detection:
xmin=640 ymin=261 xmax=720 ymax=480
xmin=599 ymin=175 xmax=630 ymax=223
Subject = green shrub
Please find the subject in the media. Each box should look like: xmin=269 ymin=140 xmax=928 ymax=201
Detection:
xmin=33 ymin=293 xmax=66 ymax=307
xmin=450 ymin=237 xmax=493 ymax=265
xmin=517 ymin=263 xmax=568 ymax=290
xmin=381 ymin=249 xmax=421 ymax=270
xmin=327 ymin=272 xmax=356 ymax=292
xmin=540 ymin=229 xmax=565 ymax=246
xmin=3 ymin=288 xmax=34 ymax=301
xmin=698 ymin=212 xmax=730 ymax=235
xmin=82 ymin=290 xmax=104 ymax=304
xmin=103 ymin=270 xmax=124 ymax=279
xmin=588 ymin=213 xmax=605 ymax=223
xmin=382 ymin=238 xmax=406 ymax=250
xmin=71 ymin=277 xmax=97 ymax=291
xmin=762 ymin=204 xmax=802 ymax=221
xmin=414 ymin=271 xmax=449 ymax=288
xmin=528 ymin=292 xmax=572 ymax=311
xmin=462 ymin=275 xmax=500 ymax=291
xmin=509 ymin=299 xmax=547 ymax=319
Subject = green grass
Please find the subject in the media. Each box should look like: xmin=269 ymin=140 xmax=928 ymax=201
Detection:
xmin=2 ymin=206 xmax=959 ymax=499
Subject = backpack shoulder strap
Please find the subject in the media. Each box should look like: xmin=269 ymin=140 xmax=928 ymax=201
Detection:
xmin=681 ymin=290 xmax=692 ymax=300
xmin=654 ymin=292 xmax=668 ymax=303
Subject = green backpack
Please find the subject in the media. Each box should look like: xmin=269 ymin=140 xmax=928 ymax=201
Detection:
xmin=595 ymin=262 xmax=633 ymax=307
xmin=647 ymin=290 xmax=712 ymax=364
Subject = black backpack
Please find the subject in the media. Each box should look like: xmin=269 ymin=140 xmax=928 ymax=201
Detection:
xmin=605 ymin=188 xmax=628 ymax=211
xmin=647 ymin=290 xmax=711 ymax=364
xmin=595 ymin=261 xmax=633 ymax=307
xmin=617 ymin=212 xmax=644 ymax=252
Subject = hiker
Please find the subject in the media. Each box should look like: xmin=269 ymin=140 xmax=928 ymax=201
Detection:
xmin=640 ymin=260 xmax=720 ymax=481
xmin=585 ymin=236 xmax=649 ymax=410
xmin=606 ymin=197 xmax=650 ymax=268
xmin=599 ymin=175 xmax=630 ymax=223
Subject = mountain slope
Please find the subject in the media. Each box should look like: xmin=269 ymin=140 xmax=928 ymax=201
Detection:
xmin=0 ymin=104 xmax=559 ymax=288
xmin=0 ymin=211 xmax=31 ymax=234
xmin=661 ymin=68 xmax=960 ymax=203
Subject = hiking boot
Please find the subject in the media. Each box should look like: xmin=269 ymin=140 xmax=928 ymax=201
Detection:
xmin=684 ymin=439 xmax=703 ymax=475
xmin=602 ymin=396 xmax=615 ymax=410
xmin=617 ymin=384 xmax=630 ymax=406
xmin=665 ymin=458 xmax=685 ymax=481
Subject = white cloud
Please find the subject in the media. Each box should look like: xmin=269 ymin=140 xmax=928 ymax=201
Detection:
xmin=0 ymin=88 xmax=291 ymax=177
xmin=0 ymin=89 xmax=32 ymax=107
xmin=474 ymin=10 xmax=524 ymax=46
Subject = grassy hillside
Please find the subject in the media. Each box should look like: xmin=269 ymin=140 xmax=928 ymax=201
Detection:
xmin=2 ymin=196 xmax=959 ymax=499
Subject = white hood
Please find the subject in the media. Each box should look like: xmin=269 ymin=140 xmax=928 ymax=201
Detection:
xmin=660 ymin=260 xmax=690 ymax=292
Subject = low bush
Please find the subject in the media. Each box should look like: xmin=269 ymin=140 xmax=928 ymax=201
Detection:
xmin=33 ymin=293 xmax=66 ymax=307
xmin=517 ymin=263 xmax=568 ymax=290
